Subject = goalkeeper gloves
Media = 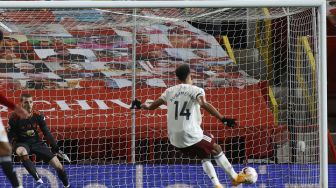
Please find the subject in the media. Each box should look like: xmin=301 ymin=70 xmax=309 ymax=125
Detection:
xmin=221 ymin=117 xmax=237 ymax=127
xmin=52 ymin=145 xmax=71 ymax=163
xmin=56 ymin=150 xmax=71 ymax=163
xmin=130 ymin=99 xmax=142 ymax=109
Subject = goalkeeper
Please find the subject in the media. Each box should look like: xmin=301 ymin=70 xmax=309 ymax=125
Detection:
xmin=8 ymin=94 xmax=71 ymax=188
xmin=132 ymin=64 xmax=249 ymax=188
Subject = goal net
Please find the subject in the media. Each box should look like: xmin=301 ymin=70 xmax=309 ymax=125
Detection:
xmin=0 ymin=2 xmax=325 ymax=188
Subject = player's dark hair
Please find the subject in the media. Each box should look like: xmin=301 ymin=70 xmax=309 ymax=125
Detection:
xmin=175 ymin=64 xmax=190 ymax=82
xmin=20 ymin=93 xmax=32 ymax=101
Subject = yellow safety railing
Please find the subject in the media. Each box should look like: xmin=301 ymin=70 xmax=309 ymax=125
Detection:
xmin=223 ymin=35 xmax=237 ymax=64
xmin=268 ymin=87 xmax=279 ymax=125
xmin=296 ymin=36 xmax=317 ymax=120
xmin=255 ymin=8 xmax=278 ymax=125
xmin=256 ymin=8 xmax=272 ymax=82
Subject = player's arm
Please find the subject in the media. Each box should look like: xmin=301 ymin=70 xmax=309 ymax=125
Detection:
xmin=131 ymin=90 xmax=167 ymax=110
xmin=197 ymin=95 xmax=223 ymax=120
xmin=197 ymin=95 xmax=236 ymax=127
xmin=0 ymin=94 xmax=16 ymax=110
xmin=141 ymin=99 xmax=165 ymax=110
xmin=0 ymin=94 xmax=28 ymax=118
xmin=37 ymin=113 xmax=71 ymax=162
xmin=37 ymin=113 xmax=59 ymax=152
xmin=130 ymin=98 xmax=165 ymax=110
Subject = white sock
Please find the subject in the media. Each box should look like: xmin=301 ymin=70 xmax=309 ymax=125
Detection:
xmin=214 ymin=152 xmax=238 ymax=180
xmin=202 ymin=159 xmax=221 ymax=186
xmin=37 ymin=178 xmax=44 ymax=184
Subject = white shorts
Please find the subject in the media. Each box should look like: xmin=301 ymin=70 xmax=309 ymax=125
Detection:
xmin=0 ymin=117 xmax=8 ymax=142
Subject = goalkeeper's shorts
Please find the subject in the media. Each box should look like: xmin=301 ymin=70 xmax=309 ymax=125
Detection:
xmin=175 ymin=132 xmax=215 ymax=159
xmin=14 ymin=141 xmax=54 ymax=162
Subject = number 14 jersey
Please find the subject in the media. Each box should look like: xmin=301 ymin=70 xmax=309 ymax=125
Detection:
xmin=160 ymin=84 xmax=205 ymax=148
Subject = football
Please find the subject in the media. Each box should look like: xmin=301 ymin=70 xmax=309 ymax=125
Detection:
xmin=241 ymin=167 xmax=258 ymax=184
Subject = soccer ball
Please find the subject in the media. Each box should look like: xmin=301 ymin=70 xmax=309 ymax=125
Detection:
xmin=241 ymin=167 xmax=258 ymax=184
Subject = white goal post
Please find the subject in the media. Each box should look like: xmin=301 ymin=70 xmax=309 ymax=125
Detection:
xmin=0 ymin=0 xmax=327 ymax=187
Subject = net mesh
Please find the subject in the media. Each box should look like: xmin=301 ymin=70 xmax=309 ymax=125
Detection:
xmin=0 ymin=6 xmax=320 ymax=188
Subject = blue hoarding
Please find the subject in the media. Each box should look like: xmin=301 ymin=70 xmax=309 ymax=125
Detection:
xmin=0 ymin=164 xmax=334 ymax=187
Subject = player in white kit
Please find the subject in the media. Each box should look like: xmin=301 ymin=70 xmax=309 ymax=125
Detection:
xmin=131 ymin=64 xmax=249 ymax=187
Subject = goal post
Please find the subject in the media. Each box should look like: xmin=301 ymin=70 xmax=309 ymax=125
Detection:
xmin=0 ymin=0 xmax=327 ymax=187
xmin=0 ymin=0 xmax=326 ymax=8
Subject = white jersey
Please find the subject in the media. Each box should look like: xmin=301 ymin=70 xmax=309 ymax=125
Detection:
xmin=160 ymin=84 xmax=205 ymax=148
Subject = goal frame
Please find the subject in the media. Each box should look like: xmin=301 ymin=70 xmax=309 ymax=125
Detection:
xmin=0 ymin=0 xmax=327 ymax=187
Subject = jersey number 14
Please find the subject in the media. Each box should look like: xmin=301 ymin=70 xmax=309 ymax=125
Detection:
xmin=174 ymin=101 xmax=191 ymax=120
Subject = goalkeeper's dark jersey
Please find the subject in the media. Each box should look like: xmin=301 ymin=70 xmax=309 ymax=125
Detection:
xmin=7 ymin=111 xmax=57 ymax=148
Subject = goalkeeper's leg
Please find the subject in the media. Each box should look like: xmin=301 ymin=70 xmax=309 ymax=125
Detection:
xmin=32 ymin=142 xmax=71 ymax=188
xmin=49 ymin=156 xmax=70 ymax=188
xmin=0 ymin=142 xmax=21 ymax=188
xmin=15 ymin=145 xmax=43 ymax=184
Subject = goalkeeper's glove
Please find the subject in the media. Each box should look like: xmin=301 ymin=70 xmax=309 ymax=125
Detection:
xmin=56 ymin=150 xmax=71 ymax=163
xmin=130 ymin=99 xmax=142 ymax=109
xmin=221 ymin=117 xmax=237 ymax=127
